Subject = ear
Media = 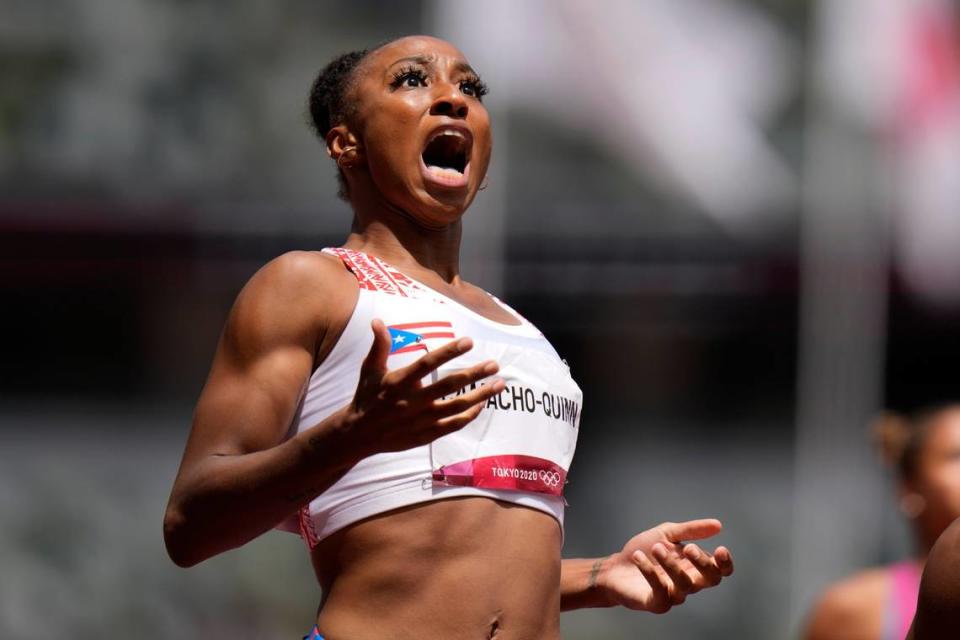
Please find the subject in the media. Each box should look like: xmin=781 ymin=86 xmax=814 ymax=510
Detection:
xmin=326 ymin=125 xmax=362 ymax=166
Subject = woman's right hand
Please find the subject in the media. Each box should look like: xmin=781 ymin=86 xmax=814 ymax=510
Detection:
xmin=338 ymin=319 xmax=505 ymax=458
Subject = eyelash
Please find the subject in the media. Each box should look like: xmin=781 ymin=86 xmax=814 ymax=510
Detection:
xmin=390 ymin=66 xmax=428 ymax=89
xmin=462 ymin=76 xmax=489 ymax=99
xmin=389 ymin=66 xmax=489 ymax=100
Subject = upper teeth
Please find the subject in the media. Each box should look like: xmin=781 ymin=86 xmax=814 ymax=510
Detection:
xmin=433 ymin=129 xmax=465 ymax=142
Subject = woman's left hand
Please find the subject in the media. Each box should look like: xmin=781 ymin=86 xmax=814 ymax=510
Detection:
xmin=597 ymin=519 xmax=734 ymax=613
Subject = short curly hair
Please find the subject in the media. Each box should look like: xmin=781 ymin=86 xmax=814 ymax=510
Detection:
xmin=874 ymin=403 xmax=960 ymax=483
xmin=308 ymin=48 xmax=371 ymax=200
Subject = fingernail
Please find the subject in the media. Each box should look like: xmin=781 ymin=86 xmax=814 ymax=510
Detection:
xmin=456 ymin=338 xmax=472 ymax=352
xmin=482 ymin=361 xmax=498 ymax=374
xmin=491 ymin=379 xmax=505 ymax=392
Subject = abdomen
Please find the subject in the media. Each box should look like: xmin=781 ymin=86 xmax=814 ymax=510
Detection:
xmin=311 ymin=496 xmax=562 ymax=640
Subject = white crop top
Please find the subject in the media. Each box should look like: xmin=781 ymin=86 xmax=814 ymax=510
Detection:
xmin=286 ymin=248 xmax=582 ymax=548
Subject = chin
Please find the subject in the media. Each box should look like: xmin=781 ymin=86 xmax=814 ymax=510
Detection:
xmin=407 ymin=185 xmax=475 ymax=226
xmin=428 ymin=187 xmax=474 ymax=210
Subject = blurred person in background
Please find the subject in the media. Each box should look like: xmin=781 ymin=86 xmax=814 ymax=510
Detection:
xmin=163 ymin=35 xmax=733 ymax=639
xmin=804 ymin=404 xmax=960 ymax=640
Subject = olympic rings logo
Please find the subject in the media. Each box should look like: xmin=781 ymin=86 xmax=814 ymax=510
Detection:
xmin=538 ymin=470 xmax=562 ymax=487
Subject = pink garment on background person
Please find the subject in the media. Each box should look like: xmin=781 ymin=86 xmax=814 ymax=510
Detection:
xmin=886 ymin=561 xmax=922 ymax=640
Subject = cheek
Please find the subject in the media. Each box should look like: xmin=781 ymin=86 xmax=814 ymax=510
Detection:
xmin=472 ymin=115 xmax=493 ymax=162
xmin=946 ymin=462 xmax=960 ymax=502
xmin=366 ymin=120 xmax=428 ymax=197
xmin=476 ymin=131 xmax=493 ymax=167
xmin=922 ymin=461 xmax=960 ymax=515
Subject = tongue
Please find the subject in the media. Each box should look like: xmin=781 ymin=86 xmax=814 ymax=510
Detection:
xmin=426 ymin=164 xmax=463 ymax=177
xmin=423 ymin=162 xmax=467 ymax=187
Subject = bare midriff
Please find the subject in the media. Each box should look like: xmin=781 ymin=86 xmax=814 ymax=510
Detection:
xmin=311 ymin=496 xmax=563 ymax=640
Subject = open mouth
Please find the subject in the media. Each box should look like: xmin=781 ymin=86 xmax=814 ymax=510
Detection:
xmin=420 ymin=127 xmax=472 ymax=188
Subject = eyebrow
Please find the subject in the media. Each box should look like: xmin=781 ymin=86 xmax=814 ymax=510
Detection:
xmin=387 ymin=55 xmax=478 ymax=76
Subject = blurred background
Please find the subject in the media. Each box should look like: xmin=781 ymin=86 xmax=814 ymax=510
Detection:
xmin=2 ymin=0 xmax=959 ymax=638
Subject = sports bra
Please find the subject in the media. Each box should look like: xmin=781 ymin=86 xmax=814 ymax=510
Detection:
xmin=284 ymin=248 xmax=583 ymax=548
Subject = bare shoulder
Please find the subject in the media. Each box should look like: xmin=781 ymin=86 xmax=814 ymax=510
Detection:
xmin=913 ymin=518 xmax=960 ymax=639
xmin=226 ymin=250 xmax=356 ymax=350
xmin=187 ymin=250 xmax=356 ymax=455
xmin=923 ymin=516 xmax=960 ymax=584
xmin=242 ymin=250 xmax=353 ymax=309
xmin=804 ymin=569 xmax=889 ymax=640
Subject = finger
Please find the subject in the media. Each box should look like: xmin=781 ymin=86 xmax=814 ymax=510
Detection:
xmin=431 ymin=379 xmax=504 ymax=417
xmin=674 ymin=554 xmax=706 ymax=592
xmin=631 ymin=550 xmax=673 ymax=613
xmin=392 ymin=337 xmax=474 ymax=387
xmin=652 ymin=543 xmax=695 ymax=599
xmin=434 ymin=400 xmax=488 ymax=434
xmin=714 ymin=546 xmax=734 ymax=577
xmin=660 ymin=519 xmax=722 ymax=544
xmin=360 ymin=319 xmax=391 ymax=379
xmin=682 ymin=543 xmax=723 ymax=587
xmin=420 ymin=360 xmax=499 ymax=400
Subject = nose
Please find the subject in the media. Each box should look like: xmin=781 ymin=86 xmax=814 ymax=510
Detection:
xmin=429 ymin=84 xmax=468 ymax=119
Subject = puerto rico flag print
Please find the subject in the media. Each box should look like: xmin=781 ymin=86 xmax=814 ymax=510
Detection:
xmin=387 ymin=321 xmax=455 ymax=355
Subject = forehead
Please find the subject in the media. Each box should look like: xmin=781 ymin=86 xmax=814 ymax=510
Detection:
xmin=363 ymin=36 xmax=470 ymax=74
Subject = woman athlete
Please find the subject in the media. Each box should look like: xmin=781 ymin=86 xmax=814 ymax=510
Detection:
xmin=164 ymin=35 xmax=734 ymax=639
xmin=804 ymin=405 xmax=960 ymax=640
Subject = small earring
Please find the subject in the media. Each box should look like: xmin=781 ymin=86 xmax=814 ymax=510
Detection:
xmin=337 ymin=146 xmax=357 ymax=169
xmin=899 ymin=493 xmax=927 ymax=519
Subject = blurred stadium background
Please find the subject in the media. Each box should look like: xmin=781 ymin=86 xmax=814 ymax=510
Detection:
xmin=2 ymin=1 xmax=959 ymax=638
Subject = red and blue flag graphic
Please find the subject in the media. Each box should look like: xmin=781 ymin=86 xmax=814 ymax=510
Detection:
xmin=387 ymin=321 xmax=455 ymax=355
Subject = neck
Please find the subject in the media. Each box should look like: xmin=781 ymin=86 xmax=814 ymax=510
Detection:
xmin=342 ymin=183 xmax=464 ymax=283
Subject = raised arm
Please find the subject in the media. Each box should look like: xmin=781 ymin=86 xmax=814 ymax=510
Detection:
xmin=561 ymin=519 xmax=734 ymax=613
xmin=163 ymin=251 xmax=504 ymax=567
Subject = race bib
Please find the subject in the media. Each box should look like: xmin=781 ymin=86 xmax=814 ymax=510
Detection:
xmin=428 ymin=342 xmax=582 ymax=497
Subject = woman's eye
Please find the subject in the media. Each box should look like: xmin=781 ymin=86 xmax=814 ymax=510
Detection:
xmin=393 ymin=71 xmax=427 ymax=88
xmin=460 ymin=79 xmax=487 ymax=100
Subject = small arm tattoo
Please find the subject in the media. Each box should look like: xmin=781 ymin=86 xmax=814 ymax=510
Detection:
xmin=588 ymin=558 xmax=604 ymax=589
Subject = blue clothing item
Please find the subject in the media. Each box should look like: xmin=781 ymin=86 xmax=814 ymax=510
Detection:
xmin=303 ymin=625 xmax=324 ymax=640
